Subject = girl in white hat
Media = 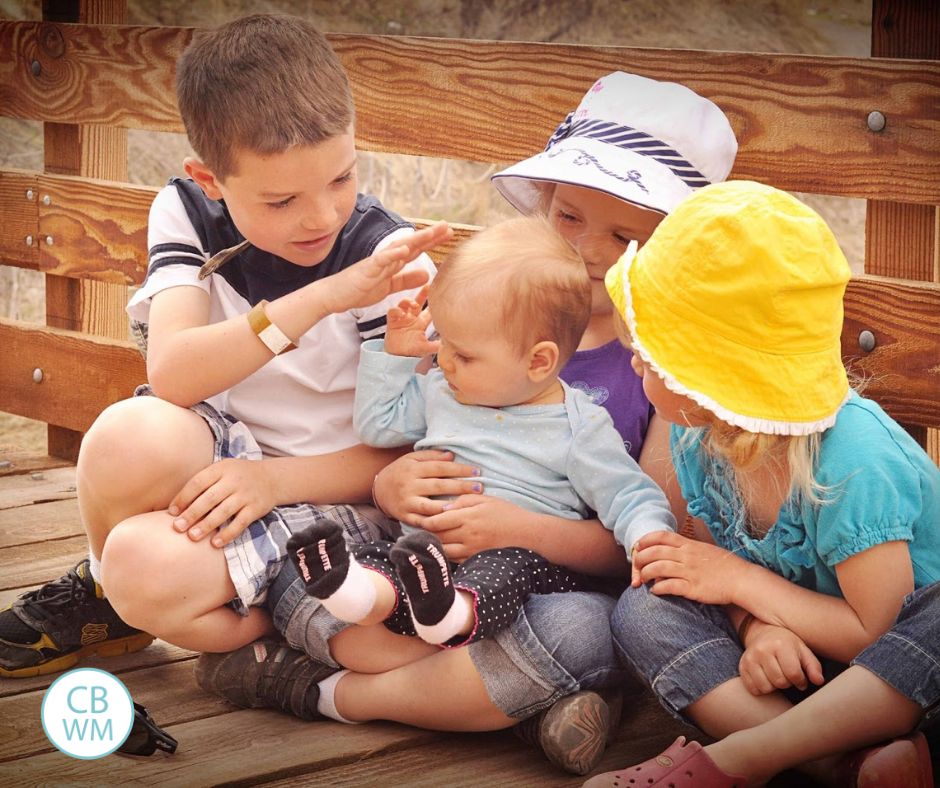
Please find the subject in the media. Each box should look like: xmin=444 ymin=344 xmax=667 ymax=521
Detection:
xmin=360 ymin=72 xmax=738 ymax=770
xmin=589 ymin=180 xmax=940 ymax=787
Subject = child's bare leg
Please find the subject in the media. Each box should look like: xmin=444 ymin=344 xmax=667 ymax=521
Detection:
xmin=100 ymin=510 xmax=272 ymax=652
xmin=77 ymin=396 xmax=214 ymax=559
xmin=287 ymin=521 xmax=396 ymax=625
xmin=334 ymin=646 xmax=515 ymax=731
xmin=706 ymin=665 xmax=924 ymax=785
xmin=329 ymin=624 xmax=437 ymax=673
xmin=686 ymin=675 xmax=795 ymax=739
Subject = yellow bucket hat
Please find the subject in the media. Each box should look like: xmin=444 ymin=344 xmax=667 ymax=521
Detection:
xmin=605 ymin=180 xmax=851 ymax=435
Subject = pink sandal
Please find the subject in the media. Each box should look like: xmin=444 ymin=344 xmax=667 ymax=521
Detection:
xmin=835 ymin=731 xmax=934 ymax=788
xmin=583 ymin=736 xmax=748 ymax=787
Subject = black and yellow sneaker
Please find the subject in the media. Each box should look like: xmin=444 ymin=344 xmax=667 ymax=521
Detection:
xmin=0 ymin=559 xmax=154 ymax=678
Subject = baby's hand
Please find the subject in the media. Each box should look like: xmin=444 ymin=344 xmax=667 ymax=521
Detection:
xmin=385 ymin=284 xmax=439 ymax=358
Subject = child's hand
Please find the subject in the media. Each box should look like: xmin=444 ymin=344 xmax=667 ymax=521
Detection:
xmin=629 ymin=529 xmax=671 ymax=587
xmin=738 ymin=620 xmax=824 ymax=695
xmin=323 ymin=221 xmax=451 ymax=314
xmin=372 ymin=450 xmax=482 ymax=523
xmin=385 ymin=284 xmax=440 ymax=358
xmin=421 ymin=495 xmax=532 ymax=562
xmin=632 ymin=530 xmax=748 ymax=605
xmin=168 ymin=458 xmax=277 ymax=548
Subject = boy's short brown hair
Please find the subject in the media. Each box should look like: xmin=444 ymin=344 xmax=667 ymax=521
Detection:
xmin=176 ymin=14 xmax=354 ymax=180
xmin=432 ymin=216 xmax=591 ymax=366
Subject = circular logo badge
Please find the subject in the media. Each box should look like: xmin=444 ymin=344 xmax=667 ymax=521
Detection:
xmin=41 ymin=668 xmax=134 ymax=759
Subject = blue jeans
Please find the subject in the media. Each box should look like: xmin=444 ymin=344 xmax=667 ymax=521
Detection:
xmin=611 ymin=583 xmax=742 ymax=722
xmin=266 ymin=556 xmax=627 ymax=719
xmin=853 ymin=581 xmax=940 ymax=725
xmin=614 ymin=580 xmax=940 ymax=728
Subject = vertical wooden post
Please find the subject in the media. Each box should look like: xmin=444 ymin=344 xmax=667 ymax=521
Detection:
xmin=42 ymin=0 xmax=128 ymax=461
xmin=868 ymin=0 xmax=940 ymax=461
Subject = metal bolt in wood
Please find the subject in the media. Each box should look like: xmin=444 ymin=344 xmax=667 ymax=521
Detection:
xmin=25 ymin=235 xmax=33 ymax=246
xmin=30 ymin=60 xmax=41 ymax=77
xmin=26 ymin=189 xmax=35 ymax=201
xmin=45 ymin=235 xmax=54 ymax=246
xmin=42 ymin=194 xmax=51 ymax=206
xmin=32 ymin=368 xmax=44 ymax=383
xmin=867 ymin=111 xmax=886 ymax=132
xmin=858 ymin=330 xmax=877 ymax=352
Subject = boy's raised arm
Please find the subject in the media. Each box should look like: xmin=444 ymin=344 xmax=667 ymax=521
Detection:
xmin=146 ymin=221 xmax=450 ymax=406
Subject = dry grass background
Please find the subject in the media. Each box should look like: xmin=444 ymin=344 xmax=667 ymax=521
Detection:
xmin=0 ymin=0 xmax=872 ymax=452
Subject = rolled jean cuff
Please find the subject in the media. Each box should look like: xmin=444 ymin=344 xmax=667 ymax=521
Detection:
xmin=269 ymin=564 xmax=345 ymax=667
xmin=469 ymin=611 xmax=574 ymax=720
xmin=647 ymin=636 xmax=742 ymax=722
xmin=469 ymin=591 xmax=622 ymax=719
xmin=854 ymin=631 xmax=940 ymax=718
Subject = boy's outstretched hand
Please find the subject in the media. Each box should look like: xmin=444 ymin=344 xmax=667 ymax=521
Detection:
xmin=322 ymin=221 xmax=451 ymax=314
xmin=385 ymin=284 xmax=439 ymax=358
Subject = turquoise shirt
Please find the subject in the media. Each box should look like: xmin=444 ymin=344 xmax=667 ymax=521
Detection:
xmin=671 ymin=391 xmax=940 ymax=597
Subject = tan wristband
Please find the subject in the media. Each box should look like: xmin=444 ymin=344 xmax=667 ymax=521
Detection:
xmin=247 ymin=300 xmax=297 ymax=355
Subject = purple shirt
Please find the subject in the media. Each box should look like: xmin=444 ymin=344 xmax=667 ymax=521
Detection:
xmin=560 ymin=340 xmax=652 ymax=461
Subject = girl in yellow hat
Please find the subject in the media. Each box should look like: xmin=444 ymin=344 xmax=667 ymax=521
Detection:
xmin=590 ymin=179 xmax=940 ymax=787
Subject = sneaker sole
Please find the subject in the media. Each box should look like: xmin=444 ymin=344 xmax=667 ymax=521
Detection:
xmin=0 ymin=632 xmax=155 ymax=678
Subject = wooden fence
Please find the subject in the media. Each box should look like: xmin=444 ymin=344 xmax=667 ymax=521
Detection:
xmin=0 ymin=0 xmax=938 ymax=464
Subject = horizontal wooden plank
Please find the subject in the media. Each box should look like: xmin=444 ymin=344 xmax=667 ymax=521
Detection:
xmin=0 ymin=533 xmax=86 ymax=591
xmin=841 ymin=275 xmax=940 ymax=429
xmin=264 ymin=693 xmax=697 ymax=788
xmin=0 ymin=658 xmax=209 ymax=760
xmin=0 ymin=319 xmax=146 ymax=433
xmin=37 ymin=173 xmax=152 ymax=285
xmin=0 ymin=498 xmax=82 ymax=548
xmin=2 ymin=22 xmax=939 ymax=203
xmin=0 ymin=465 xmax=77 ymax=511
xmin=9 ymin=709 xmax=441 ymax=785
xmin=1 ymin=273 xmax=937 ymax=433
xmin=0 ymin=452 xmax=71 ymax=478
xmin=0 ymin=168 xmax=474 ymax=283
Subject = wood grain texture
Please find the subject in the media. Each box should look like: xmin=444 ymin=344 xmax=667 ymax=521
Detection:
xmin=0 ymin=168 xmax=468 ymax=281
xmin=37 ymin=172 xmax=153 ymax=285
xmin=842 ymin=275 xmax=940 ymax=429
xmin=0 ymin=498 xmax=82 ymax=548
xmin=0 ymin=319 xmax=145 ymax=433
xmin=0 ymin=170 xmax=40 ymax=271
xmin=0 ymin=466 xmax=77 ymax=511
xmin=866 ymin=201 xmax=938 ymax=281
xmin=2 ymin=22 xmax=939 ymax=202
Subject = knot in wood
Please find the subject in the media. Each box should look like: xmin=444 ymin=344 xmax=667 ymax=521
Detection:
xmin=38 ymin=23 xmax=66 ymax=60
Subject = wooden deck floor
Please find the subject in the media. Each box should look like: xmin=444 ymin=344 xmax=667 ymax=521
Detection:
xmin=0 ymin=457 xmax=825 ymax=786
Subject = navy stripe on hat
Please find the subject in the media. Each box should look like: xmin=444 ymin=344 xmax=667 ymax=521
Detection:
xmin=546 ymin=117 xmax=709 ymax=189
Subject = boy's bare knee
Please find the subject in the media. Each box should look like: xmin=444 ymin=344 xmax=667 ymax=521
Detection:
xmin=78 ymin=396 xmax=211 ymax=503
xmin=100 ymin=525 xmax=167 ymax=629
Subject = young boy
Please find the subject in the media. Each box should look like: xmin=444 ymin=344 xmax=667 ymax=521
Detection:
xmin=0 ymin=13 xmax=449 ymax=677
xmin=286 ymin=217 xmax=676 ymax=647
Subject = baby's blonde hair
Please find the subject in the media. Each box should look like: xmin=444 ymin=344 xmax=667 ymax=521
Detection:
xmin=431 ymin=216 xmax=590 ymax=365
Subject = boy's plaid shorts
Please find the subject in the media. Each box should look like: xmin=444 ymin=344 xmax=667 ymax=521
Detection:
xmin=134 ymin=385 xmax=395 ymax=614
